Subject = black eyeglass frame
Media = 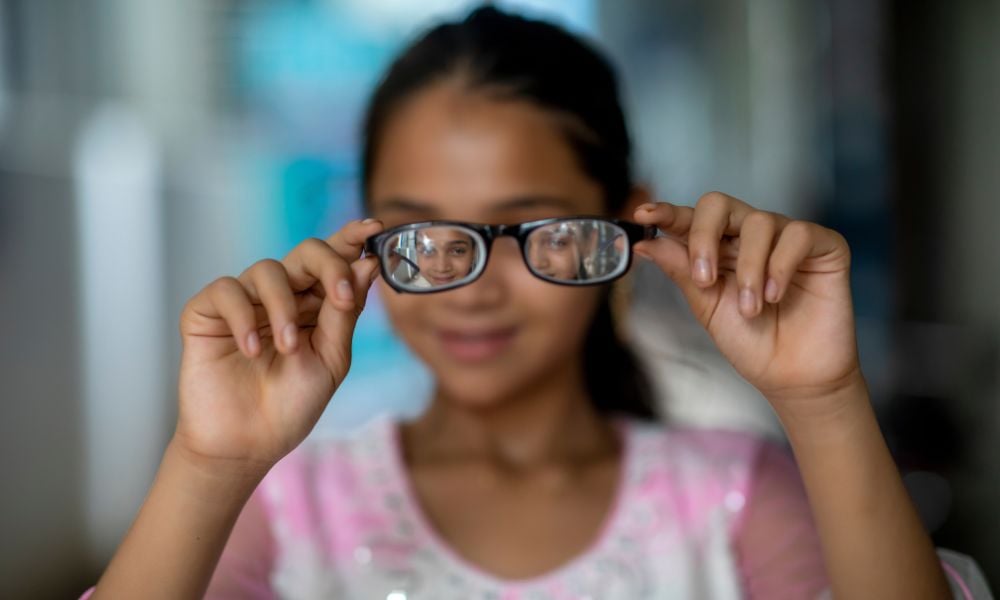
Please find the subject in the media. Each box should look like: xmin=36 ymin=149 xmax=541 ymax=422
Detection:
xmin=364 ymin=216 xmax=657 ymax=294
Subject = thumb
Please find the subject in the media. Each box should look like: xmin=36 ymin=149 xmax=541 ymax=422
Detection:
xmin=350 ymin=255 xmax=381 ymax=313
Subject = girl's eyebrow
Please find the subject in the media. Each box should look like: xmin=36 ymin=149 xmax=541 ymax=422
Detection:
xmin=377 ymin=197 xmax=439 ymax=217
xmin=488 ymin=196 xmax=578 ymax=213
xmin=376 ymin=195 xmax=578 ymax=216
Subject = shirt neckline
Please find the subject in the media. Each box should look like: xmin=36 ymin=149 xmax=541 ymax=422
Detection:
xmin=379 ymin=416 xmax=637 ymax=590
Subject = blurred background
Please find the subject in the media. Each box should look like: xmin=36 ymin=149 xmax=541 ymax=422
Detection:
xmin=1 ymin=0 xmax=997 ymax=597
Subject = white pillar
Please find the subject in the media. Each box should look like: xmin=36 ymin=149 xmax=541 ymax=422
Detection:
xmin=75 ymin=103 xmax=167 ymax=559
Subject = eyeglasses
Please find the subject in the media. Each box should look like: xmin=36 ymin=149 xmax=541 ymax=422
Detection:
xmin=364 ymin=217 xmax=657 ymax=293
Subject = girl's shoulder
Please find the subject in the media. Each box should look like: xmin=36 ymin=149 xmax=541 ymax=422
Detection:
xmin=621 ymin=418 xmax=777 ymax=521
xmin=260 ymin=414 xmax=396 ymax=502
xmin=624 ymin=417 xmax=770 ymax=474
xmin=253 ymin=415 xmax=403 ymax=582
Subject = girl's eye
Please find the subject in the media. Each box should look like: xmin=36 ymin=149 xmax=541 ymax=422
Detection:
xmin=448 ymin=246 xmax=469 ymax=256
xmin=548 ymin=236 xmax=571 ymax=249
xmin=418 ymin=246 xmax=436 ymax=257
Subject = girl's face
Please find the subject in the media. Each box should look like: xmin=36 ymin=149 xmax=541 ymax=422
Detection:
xmin=369 ymin=81 xmax=608 ymax=408
xmin=414 ymin=227 xmax=477 ymax=286
xmin=527 ymin=223 xmax=584 ymax=281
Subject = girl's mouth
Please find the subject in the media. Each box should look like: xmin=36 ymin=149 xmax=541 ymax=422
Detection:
xmin=437 ymin=327 xmax=517 ymax=363
xmin=427 ymin=273 xmax=456 ymax=285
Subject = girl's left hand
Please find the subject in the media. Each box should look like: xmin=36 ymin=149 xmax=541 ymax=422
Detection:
xmin=632 ymin=192 xmax=862 ymax=412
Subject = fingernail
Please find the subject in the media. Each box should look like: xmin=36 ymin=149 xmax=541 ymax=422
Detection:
xmin=765 ymin=278 xmax=779 ymax=302
xmin=246 ymin=331 xmax=260 ymax=355
xmin=336 ymin=279 xmax=355 ymax=301
xmin=362 ymin=217 xmax=378 ymax=225
xmin=282 ymin=323 xmax=297 ymax=350
xmin=633 ymin=247 xmax=651 ymax=260
xmin=740 ymin=288 xmax=756 ymax=315
xmin=693 ymin=257 xmax=711 ymax=283
xmin=637 ymin=203 xmax=657 ymax=212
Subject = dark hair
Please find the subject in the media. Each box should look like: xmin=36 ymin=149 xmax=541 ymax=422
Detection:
xmin=360 ymin=5 xmax=656 ymax=420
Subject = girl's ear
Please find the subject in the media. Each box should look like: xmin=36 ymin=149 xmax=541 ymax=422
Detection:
xmin=618 ymin=185 xmax=654 ymax=220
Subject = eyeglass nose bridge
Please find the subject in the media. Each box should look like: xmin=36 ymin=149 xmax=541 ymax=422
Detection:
xmin=455 ymin=224 xmax=527 ymax=283
xmin=478 ymin=223 xmax=518 ymax=243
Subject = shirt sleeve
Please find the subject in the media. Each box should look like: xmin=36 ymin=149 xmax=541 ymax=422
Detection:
xmin=938 ymin=548 xmax=995 ymax=599
xmin=732 ymin=441 xmax=830 ymax=599
xmin=732 ymin=442 xmax=996 ymax=600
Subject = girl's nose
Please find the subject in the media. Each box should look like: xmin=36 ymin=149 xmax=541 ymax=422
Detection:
xmin=528 ymin=242 xmax=548 ymax=268
xmin=439 ymin=238 xmax=518 ymax=307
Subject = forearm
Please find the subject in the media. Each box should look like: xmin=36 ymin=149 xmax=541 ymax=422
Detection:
xmin=90 ymin=439 xmax=267 ymax=600
xmin=773 ymin=377 xmax=951 ymax=599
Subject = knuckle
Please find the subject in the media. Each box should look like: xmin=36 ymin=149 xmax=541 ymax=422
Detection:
xmin=828 ymin=227 xmax=852 ymax=263
xmin=743 ymin=210 xmax=775 ymax=230
xmin=830 ymin=227 xmax=850 ymax=249
xmin=324 ymin=253 xmax=352 ymax=276
xmin=208 ymin=275 xmax=239 ymax=293
xmin=299 ymin=237 xmax=330 ymax=254
xmin=254 ymin=258 xmax=284 ymax=273
xmin=686 ymin=229 xmax=712 ymax=248
xmin=767 ymin=261 xmax=788 ymax=280
xmin=179 ymin=296 xmax=197 ymax=319
xmin=246 ymin=259 xmax=289 ymax=285
xmin=697 ymin=191 xmax=729 ymax=209
xmin=784 ymin=219 xmax=813 ymax=240
xmin=302 ymin=237 xmax=349 ymax=274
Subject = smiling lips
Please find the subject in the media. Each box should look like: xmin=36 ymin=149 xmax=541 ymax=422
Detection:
xmin=427 ymin=273 xmax=458 ymax=285
xmin=437 ymin=327 xmax=517 ymax=363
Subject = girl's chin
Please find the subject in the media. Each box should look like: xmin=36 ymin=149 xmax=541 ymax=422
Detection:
xmin=431 ymin=372 xmax=528 ymax=409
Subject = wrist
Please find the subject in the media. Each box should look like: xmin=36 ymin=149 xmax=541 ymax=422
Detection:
xmin=768 ymin=372 xmax=875 ymax=445
xmin=163 ymin=437 xmax=270 ymax=503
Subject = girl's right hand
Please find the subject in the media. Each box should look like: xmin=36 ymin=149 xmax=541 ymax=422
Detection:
xmin=173 ymin=219 xmax=384 ymax=475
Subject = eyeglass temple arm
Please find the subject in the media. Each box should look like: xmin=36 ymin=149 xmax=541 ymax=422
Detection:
xmin=621 ymin=223 xmax=658 ymax=243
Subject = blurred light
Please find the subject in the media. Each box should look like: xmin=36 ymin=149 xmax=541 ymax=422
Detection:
xmin=0 ymin=2 xmax=8 ymax=129
xmin=903 ymin=470 xmax=953 ymax=533
xmin=339 ymin=0 xmax=596 ymax=37
xmin=74 ymin=103 xmax=167 ymax=558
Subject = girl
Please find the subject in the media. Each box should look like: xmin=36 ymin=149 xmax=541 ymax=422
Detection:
xmin=84 ymin=7 xmax=990 ymax=599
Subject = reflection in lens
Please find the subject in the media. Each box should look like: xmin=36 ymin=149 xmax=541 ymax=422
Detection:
xmin=383 ymin=226 xmax=481 ymax=291
xmin=526 ymin=219 xmax=628 ymax=283
xmin=526 ymin=222 xmax=584 ymax=281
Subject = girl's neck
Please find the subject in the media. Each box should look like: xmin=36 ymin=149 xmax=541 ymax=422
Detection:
xmin=403 ymin=360 xmax=619 ymax=470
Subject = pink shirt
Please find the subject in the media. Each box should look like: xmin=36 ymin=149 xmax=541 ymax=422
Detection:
xmin=82 ymin=416 xmax=991 ymax=598
xmin=213 ymin=417 xmax=829 ymax=599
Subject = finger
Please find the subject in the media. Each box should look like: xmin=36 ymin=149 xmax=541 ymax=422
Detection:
xmin=325 ymin=218 xmax=385 ymax=262
xmin=735 ymin=211 xmax=779 ymax=318
xmin=633 ymin=201 xmax=694 ymax=239
xmin=239 ymin=259 xmax=301 ymax=354
xmin=188 ymin=276 xmax=260 ymax=357
xmin=764 ymin=221 xmax=846 ymax=303
xmin=309 ymin=256 xmax=381 ymax=377
xmin=248 ymin=293 xmax=324 ymax=332
xmin=282 ymin=238 xmax=358 ymax=312
xmin=633 ymin=236 xmax=718 ymax=323
xmin=687 ymin=192 xmax=754 ymax=287
xmin=350 ymin=255 xmax=382 ymax=313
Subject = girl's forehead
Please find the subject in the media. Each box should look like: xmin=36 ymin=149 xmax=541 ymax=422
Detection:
xmin=368 ymin=83 xmax=604 ymax=224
